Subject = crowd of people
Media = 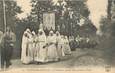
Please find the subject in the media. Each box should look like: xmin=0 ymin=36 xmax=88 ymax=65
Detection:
xmin=21 ymin=28 xmax=72 ymax=64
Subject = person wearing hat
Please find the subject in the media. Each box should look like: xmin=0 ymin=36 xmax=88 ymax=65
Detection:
xmin=46 ymin=31 xmax=58 ymax=62
xmin=1 ymin=27 xmax=16 ymax=69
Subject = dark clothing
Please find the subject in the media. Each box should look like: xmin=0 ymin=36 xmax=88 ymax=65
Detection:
xmin=0 ymin=32 xmax=16 ymax=68
xmin=1 ymin=45 xmax=13 ymax=68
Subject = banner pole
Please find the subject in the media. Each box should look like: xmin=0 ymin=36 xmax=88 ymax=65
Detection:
xmin=3 ymin=0 xmax=7 ymax=33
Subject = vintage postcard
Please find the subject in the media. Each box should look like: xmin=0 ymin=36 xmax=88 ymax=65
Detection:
xmin=0 ymin=0 xmax=115 ymax=73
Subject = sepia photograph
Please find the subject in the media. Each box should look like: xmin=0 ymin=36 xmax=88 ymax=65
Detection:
xmin=0 ymin=0 xmax=115 ymax=73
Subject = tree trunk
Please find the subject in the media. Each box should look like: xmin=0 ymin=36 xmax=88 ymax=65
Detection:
xmin=107 ymin=0 xmax=112 ymax=20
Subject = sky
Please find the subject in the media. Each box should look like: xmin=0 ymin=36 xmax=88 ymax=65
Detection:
xmin=16 ymin=0 xmax=108 ymax=33
xmin=16 ymin=0 xmax=32 ymax=19
xmin=86 ymin=0 xmax=108 ymax=34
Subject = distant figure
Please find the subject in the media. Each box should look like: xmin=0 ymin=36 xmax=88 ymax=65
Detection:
xmin=44 ymin=28 xmax=49 ymax=36
xmin=39 ymin=23 xmax=43 ymax=29
xmin=1 ymin=27 xmax=16 ymax=69
xmin=63 ymin=36 xmax=71 ymax=55
xmin=60 ymin=35 xmax=66 ymax=55
xmin=46 ymin=31 xmax=58 ymax=62
xmin=75 ymin=35 xmax=81 ymax=47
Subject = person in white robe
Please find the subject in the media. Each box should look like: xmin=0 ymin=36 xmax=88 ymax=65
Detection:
xmin=46 ymin=31 xmax=58 ymax=62
xmin=21 ymin=28 xmax=31 ymax=64
xmin=55 ymin=31 xmax=65 ymax=60
xmin=31 ymin=31 xmax=36 ymax=62
xmin=34 ymin=30 xmax=40 ymax=62
xmin=60 ymin=35 xmax=66 ymax=55
xmin=36 ymin=29 xmax=47 ymax=63
xmin=63 ymin=36 xmax=71 ymax=55
xmin=27 ymin=30 xmax=36 ymax=63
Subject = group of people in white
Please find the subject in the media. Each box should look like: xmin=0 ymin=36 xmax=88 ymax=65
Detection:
xmin=21 ymin=28 xmax=71 ymax=64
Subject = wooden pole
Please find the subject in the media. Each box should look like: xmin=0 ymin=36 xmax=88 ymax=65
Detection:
xmin=3 ymin=0 xmax=7 ymax=32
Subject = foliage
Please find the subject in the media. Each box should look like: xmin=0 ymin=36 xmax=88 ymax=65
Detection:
xmin=29 ymin=0 xmax=94 ymax=37
xmin=99 ymin=16 xmax=115 ymax=65
xmin=0 ymin=0 xmax=22 ymax=32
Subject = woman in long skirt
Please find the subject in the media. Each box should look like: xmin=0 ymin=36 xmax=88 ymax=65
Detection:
xmin=37 ymin=29 xmax=47 ymax=63
xmin=27 ymin=31 xmax=35 ymax=63
xmin=35 ymin=29 xmax=47 ymax=63
xmin=31 ymin=31 xmax=36 ymax=62
xmin=46 ymin=31 xmax=58 ymax=62
xmin=21 ymin=29 xmax=31 ymax=64
xmin=63 ymin=36 xmax=71 ymax=55
xmin=56 ymin=31 xmax=65 ymax=60
xmin=34 ymin=32 xmax=39 ymax=62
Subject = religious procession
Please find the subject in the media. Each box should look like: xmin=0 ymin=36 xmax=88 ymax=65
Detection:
xmin=21 ymin=28 xmax=71 ymax=64
xmin=0 ymin=0 xmax=115 ymax=71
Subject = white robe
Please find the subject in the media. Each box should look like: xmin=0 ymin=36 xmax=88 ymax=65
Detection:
xmin=32 ymin=35 xmax=37 ymax=61
xmin=47 ymin=35 xmax=58 ymax=62
xmin=36 ymin=34 xmax=47 ymax=62
xmin=28 ymin=35 xmax=35 ymax=62
xmin=56 ymin=35 xmax=65 ymax=58
xmin=21 ymin=33 xmax=30 ymax=64
xmin=63 ymin=38 xmax=71 ymax=55
xmin=34 ymin=35 xmax=39 ymax=61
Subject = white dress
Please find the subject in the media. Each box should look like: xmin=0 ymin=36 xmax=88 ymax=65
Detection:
xmin=21 ymin=32 xmax=30 ymax=64
xmin=63 ymin=38 xmax=71 ymax=55
xmin=56 ymin=35 xmax=65 ymax=58
xmin=27 ymin=34 xmax=36 ymax=63
xmin=36 ymin=34 xmax=47 ymax=62
xmin=34 ymin=35 xmax=40 ymax=61
xmin=46 ymin=35 xmax=58 ymax=62
xmin=32 ymin=35 xmax=37 ymax=61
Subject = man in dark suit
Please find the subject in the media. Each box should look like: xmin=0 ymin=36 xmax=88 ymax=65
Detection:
xmin=0 ymin=27 xmax=16 ymax=69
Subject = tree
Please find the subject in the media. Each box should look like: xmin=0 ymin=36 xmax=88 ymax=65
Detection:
xmin=31 ymin=0 xmax=53 ymax=25
xmin=78 ymin=18 xmax=97 ymax=37
xmin=99 ymin=17 xmax=115 ymax=66
xmin=0 ymin=0 xmax=22 ymax=32
xmin=0 ymin=0 xmax=22 ymax=58
xmin=30 ymin=0 xmax=90 ymax=36
xmin=107 ymin=0 xmax=112 ymax=20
